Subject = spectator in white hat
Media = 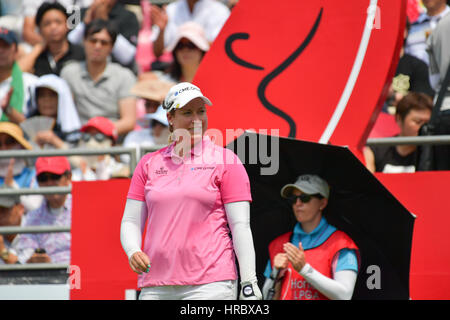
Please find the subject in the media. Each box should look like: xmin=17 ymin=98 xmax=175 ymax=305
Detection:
xmin=262 ymin=174 xmax=359 ymax=300
xmin=25 ymin=74 xmax=82 ymax=149
xmin=122 ymin=105 xmax=170 ymax=164
xmin=60 ymin=19 xmax=137 ymax=136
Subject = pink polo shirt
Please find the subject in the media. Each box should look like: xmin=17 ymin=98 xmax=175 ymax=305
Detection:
xmin=127 ymin=136 xmax=252 ymax=287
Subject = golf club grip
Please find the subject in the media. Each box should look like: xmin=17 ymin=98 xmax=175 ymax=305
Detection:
xmin=267 ymin=268 xmax=280 ymax=300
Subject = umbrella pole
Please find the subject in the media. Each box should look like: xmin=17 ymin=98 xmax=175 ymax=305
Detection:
xmin=266 ymin=287 xmax=276 ymax=300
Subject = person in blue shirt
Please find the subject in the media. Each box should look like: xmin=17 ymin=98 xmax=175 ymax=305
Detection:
xmin=0 ymin=122 xmax=41 ymax=212
xmin=0 ymin=122 xmax=34 ymax=188
xmin=405 ymin=0 xmax=449 ymax=65
xmin=262 ymin=174 xmax=359 ymax=300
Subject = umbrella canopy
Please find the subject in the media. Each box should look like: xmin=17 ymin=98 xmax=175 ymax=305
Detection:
xmin=226 ymin=132 xmax=415 ymax=299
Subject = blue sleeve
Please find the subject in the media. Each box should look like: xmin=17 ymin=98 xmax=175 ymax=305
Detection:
xmin=29 ymin=169 xmax=38 ymax=188
xmin=263 ymin=260 xmax=272 ymax=279
xmin=335 ymin=249 xmax=359 ymax=273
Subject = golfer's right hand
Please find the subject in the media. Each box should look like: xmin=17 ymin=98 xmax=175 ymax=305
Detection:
xmin=129 ymin=251 xmax=151 ymax=275
xmin=273 ymin=253 xmax=289 ymax=270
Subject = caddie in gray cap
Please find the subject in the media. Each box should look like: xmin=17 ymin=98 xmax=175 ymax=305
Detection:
xmin=262 ymin=174 xmax=360 ymax=301
xmin=280 ymin=174 xmax=330 ymax=199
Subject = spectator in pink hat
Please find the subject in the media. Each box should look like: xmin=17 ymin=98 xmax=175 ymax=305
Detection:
xmin=71 ymin=116 xmax=129 ymax=181
xmin=15 ymin=156 xmax=72 ymax=264
xmin=154 ymin=21 xmax=210 ymax=84
xmin=150 ymin=0 xmax=229 ymax=59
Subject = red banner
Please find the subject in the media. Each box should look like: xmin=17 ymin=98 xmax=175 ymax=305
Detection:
xmin=376 ymin=172 xmax=450 ymax=300
xmin=195 ymin=0 xmax=406 ymax=149
xmin=67 ymin=0 xmax=450 ymax=300
xmin=70 ymin=180 xmax=137 ymax=300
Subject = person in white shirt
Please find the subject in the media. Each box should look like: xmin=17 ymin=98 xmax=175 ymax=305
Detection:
xmin=405 ymin=0 xmax=450 ymax=65
xmin=123 ymin=105 xmax=170 ymax=163
xmin=427 ymin=10 xmax=450 ymax=98
xmin=151 ymin=0 xmax=230 ymax=58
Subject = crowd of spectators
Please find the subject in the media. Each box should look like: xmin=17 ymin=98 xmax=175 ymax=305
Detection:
xmin=365 ymin=0 xmax=450 ymax=173
xmin=0 ymin=0 xmax=235 ymax=266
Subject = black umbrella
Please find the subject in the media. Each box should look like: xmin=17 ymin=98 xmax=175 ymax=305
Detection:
xmin=226 ymin=132 xmax=415 ymax=300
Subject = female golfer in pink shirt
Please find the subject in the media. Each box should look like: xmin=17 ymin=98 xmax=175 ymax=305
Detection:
xmin=120 ymin=82 xmax=262 ymax=300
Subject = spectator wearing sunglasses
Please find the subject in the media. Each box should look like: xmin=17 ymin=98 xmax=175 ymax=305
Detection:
xmin=66 ymin=0 xmax=140 ymax=71
xmin=155 ymin=22 xmax=209 ymax=84
xmin=60 ymin=19 xmax=137 ymax=137
xmin=15 ymin=156 xmax=72 ymax=264
xmin=262 ymin=174 xmax=359 ymax=300
xmin=71 ymin=116 xmax=129 ymax=181
xmin=122 ymin=105 xmax=170 ymax=164
xmin=150 ymin=0 xmax=229 ymax=59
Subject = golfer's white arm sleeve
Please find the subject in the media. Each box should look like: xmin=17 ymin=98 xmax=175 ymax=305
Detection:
xmin=225 ymin=201 xmax=257 ymax=283
xmin=299 ymin=263 xmax=357 ymax=300
xmin=120 ymin=199 xmax=147 ymax=260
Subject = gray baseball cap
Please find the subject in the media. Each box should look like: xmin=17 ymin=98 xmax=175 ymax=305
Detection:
xmin=281 ymin=174 xmax=330 ymax=199
xmin=0 ymin=186 xmax=20 ymax=208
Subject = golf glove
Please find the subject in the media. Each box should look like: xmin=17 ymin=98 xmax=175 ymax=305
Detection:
xmin=239 ymin=280 xmax=262 ymax=300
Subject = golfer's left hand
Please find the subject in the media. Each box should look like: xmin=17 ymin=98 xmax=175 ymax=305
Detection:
xmin=239 ymin=280 xmax=262 ymax=300
xmin=283 ymin=242 xmax=306 ymax=273
xmin=129 ymin=251 xmax=151 ymax=275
